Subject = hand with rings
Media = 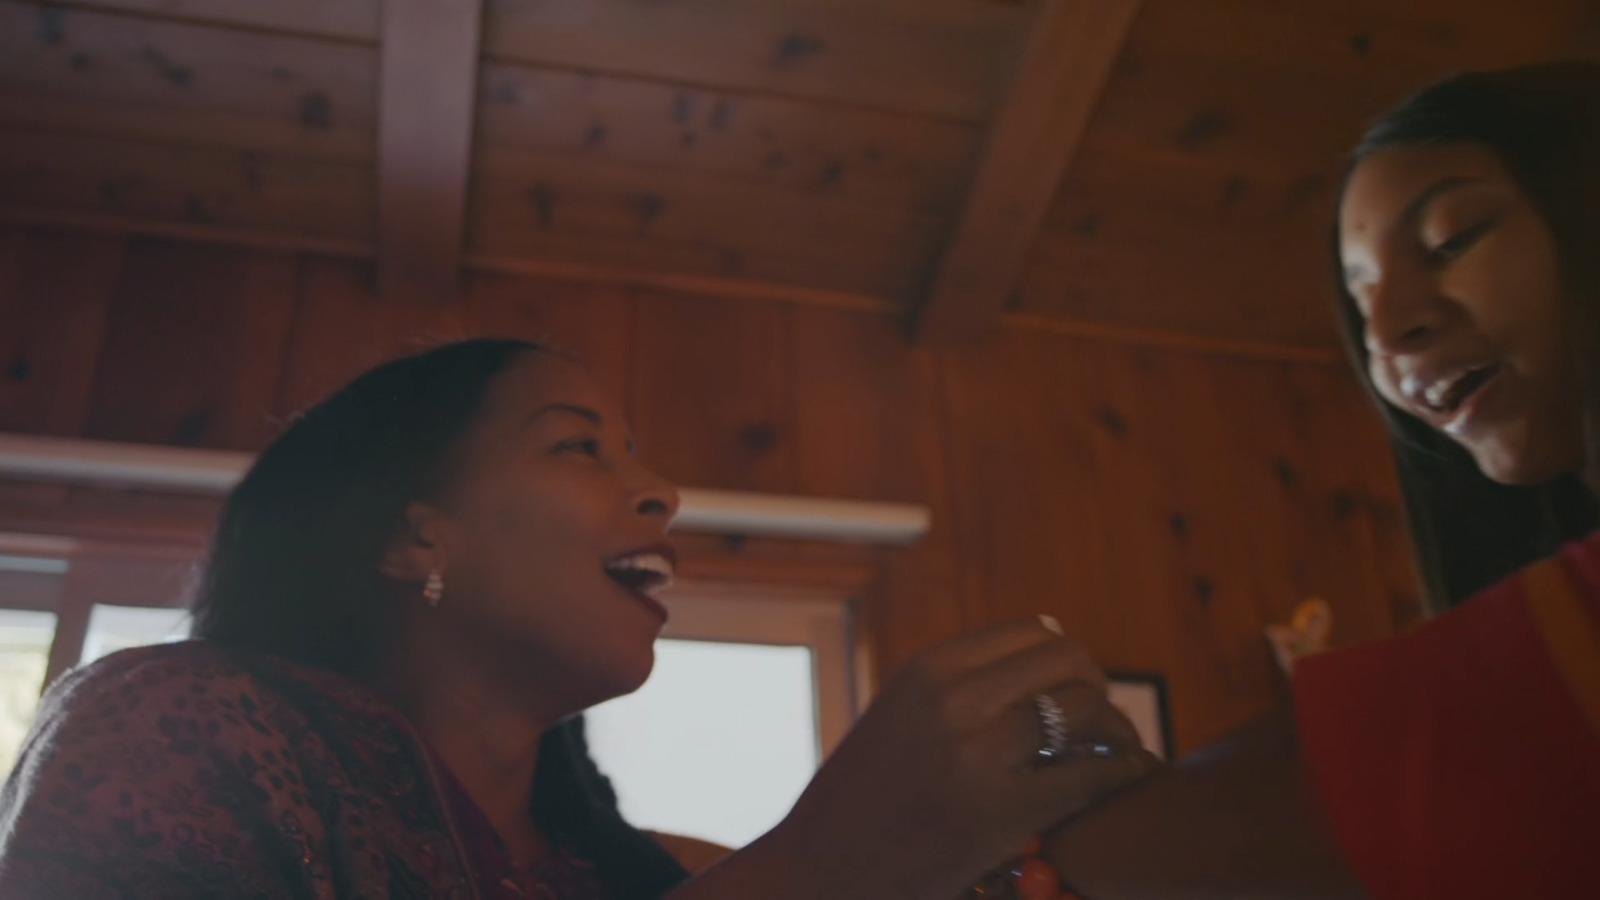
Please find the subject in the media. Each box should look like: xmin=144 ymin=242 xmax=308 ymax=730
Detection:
xmin=755 ymin=615 xmax=1160 ymax=900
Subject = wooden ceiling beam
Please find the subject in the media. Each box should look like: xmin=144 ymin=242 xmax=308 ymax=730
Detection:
xmin=912 ymin=0 xmax=1142 ymax=346
xmin=375 ymin=0 xmax=484 ymax=303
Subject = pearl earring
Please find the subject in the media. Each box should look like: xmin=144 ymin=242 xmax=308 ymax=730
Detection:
xmin=423 ymin=569 xmax=444 ymax=608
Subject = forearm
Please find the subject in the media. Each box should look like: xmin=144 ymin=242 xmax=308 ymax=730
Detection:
xmin=1042 ymin=705 xmax=1366 ymax=900
xmin=660 ymin=822 xmax=859 ymax=900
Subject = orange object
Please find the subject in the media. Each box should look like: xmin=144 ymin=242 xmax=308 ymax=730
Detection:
xmin=1014 ymin=856 xmax=1060 ymax=900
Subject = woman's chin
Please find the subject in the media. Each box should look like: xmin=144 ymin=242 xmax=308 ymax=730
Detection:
xmin=587 ymin=645 xmax=657 ymax=705
xmin=1468 ymin=440 xmax=1581 ymax=486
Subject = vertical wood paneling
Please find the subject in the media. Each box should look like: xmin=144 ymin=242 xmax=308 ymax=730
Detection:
xmin=626 ymin=290 xmax=795 ymax=492
xmin=0 ymin=238 xmax=1418 ymax=750
xmin=274 ymin=256 xmax=468 ymax=416
xmin=1286 ymin=363 xmax=1418 ymax=642
xmin=940 ymin=331 xmax=1121 ymax=658
xmin=464 ymin=273 xmax=634 ymax=401
xmin=83 ymin=237 xmax=296 ymax=449
xmin=1097 ymin=345 xmax=1285 ymax=745
xmin=789 ymin=306 xmax=966 ymax=670
xmin=1207 ymin=357 xmax=1423 ymax=645
xmin=942 ymin=335 xmax=1415 ymax=751
xmin=0 ymin=226 xmax=121 ymax=436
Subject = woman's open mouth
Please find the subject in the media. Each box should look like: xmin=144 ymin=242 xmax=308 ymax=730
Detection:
xmin=1422 ymin=364 xmax=1500 ymax=415
xmin=602 ymin=548 xmax=676 ymax=621
xmin=1423 ymin=364 xmax=1505 ymax=436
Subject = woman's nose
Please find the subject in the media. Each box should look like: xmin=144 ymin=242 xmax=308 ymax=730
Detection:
xmin=1362 ymin=267 xmax=1451 ymax=358
xmin=633 ymin=469 xmax=680 ymax=522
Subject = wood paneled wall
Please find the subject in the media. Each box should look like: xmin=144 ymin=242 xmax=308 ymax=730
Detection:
xmin=0 ymin=224 xmax=1420 ymax=751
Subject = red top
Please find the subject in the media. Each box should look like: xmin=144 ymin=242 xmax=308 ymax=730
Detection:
xmin=1296 ymin=533 xmax=1600 ymax=899
xmin=0 ymin=641 xmax=618 ymax=899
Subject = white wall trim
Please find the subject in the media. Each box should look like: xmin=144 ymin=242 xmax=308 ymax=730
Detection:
xmin=0 ymin=433 xmax=930 ymax=546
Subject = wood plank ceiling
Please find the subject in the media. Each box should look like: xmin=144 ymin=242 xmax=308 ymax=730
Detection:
xmin=0 ymin=0 xmax=1593 ymax=354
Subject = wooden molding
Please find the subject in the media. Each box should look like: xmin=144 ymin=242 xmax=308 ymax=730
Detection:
xmin=1001 ymin=312 xmax=1342 ymax=365
xmin=0 ymin=207 xmax=1341 ymax=365
xmin=375 ymin=0 xmax=484 ymax=303
xmin=464 ymin=253 xmax=900 ymax=315
xmin=0 ymin=205 xmax=373 ymax=259
xmin=913 ymin=0 xmax=1142 ymax=346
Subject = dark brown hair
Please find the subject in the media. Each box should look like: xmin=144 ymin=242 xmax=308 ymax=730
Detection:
xmin=1335 ymin=63 xmax=1600 ymax=611
xmin=191 ymin=338 xmax=688 ymax=898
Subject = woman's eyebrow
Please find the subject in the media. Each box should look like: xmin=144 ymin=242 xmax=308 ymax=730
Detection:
xmin=1401 ymin=176 xmax=1484 ymax=227
xmin=524 ymin=403 xmax=602 ymax=427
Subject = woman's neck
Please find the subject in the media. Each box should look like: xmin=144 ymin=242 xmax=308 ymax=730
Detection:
xmin=367 ymin=635 xmax=564 ymax=865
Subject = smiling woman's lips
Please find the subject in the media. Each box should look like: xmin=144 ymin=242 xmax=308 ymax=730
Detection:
xmin=1440 ymin=366 xmax=1507 ymax=438
xmin=1413 ymin=362 xmax=1500 ymax=415
xmin=602 ymin=552 xmax=674 ymax=623
xmin=1433 ymin=365 xmax=1501 ymax=414
xmin=616 ymin=583 xmax=669 ymax=623
xmin=603 ymin=551 xmax=675 ymax=594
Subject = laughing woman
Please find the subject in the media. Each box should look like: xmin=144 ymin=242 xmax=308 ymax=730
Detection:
xmin=0 ymin=340 xmax=1153 ymax=899
xmin=1045 ymin=62 xmax=1600 ymax=900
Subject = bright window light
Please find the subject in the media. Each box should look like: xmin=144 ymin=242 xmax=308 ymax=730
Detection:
xmin=586 ymin=638 xmax=820 ymax=849
xmin=0 ymin=609 xmax=57 ymax=778
xmin=80 ymin=605 xmax=191 ymax=666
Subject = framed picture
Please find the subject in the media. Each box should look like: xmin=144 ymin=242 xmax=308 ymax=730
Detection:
xmin=1106 ymin=672 xmax=1175 ymax=760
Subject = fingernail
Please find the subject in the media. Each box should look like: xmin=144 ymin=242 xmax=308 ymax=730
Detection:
xmin=1038 ymin=614 xmax=1063 ymax=635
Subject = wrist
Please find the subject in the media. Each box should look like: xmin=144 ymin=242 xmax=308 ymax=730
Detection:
xmin=662 ymin=817 xmax=862 ymax=900
xmin=744 ymin=816 xmax=863 ymax=898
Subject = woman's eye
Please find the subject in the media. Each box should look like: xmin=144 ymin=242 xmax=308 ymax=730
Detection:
xmin=558 ymin=438 xmax=602 ymax=457
xmin=1427 ymin=218 xmax=1497 ymax=264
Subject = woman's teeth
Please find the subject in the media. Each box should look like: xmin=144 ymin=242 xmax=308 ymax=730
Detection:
xmin=1425 ymin=366 xmax=1498 ymax=414
xmin=603 ymin=553 xmax=675 ymax=595
xmin=1425 ymin=379 xmax=1455 ymax=411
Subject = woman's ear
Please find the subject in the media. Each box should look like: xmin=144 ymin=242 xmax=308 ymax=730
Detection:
xmin=379 ymin=502 xmax=448 ymax=581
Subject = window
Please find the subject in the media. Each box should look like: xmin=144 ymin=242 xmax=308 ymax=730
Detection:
xmin=80 ymin=604 xmax=191 ymax=666
xmin=0 ymin=541 xmax=195 ymax=780
xmin=0 ymin=542 xmax=869 ymax=843
xmin=587 ymin=640 xmax=818 ymax=848
xmin=0 ymin=608 xmax=57 ymax=776
xmin=0 ymin=554 xmax=69 ymax=776
xmin=585 ymin=580 xmax=866 ymax=848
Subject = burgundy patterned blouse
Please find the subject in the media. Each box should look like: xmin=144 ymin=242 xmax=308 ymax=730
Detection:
xmin=0 ymin=641 xmax=617 ymax=899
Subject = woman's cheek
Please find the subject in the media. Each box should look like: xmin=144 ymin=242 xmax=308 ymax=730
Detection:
xmin=1370 ymin=362 xmax=1407 ymax=412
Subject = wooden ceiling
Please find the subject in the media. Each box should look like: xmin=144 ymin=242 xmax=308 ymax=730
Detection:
xmin=1 ymin=0 xmax=1595 ymax=355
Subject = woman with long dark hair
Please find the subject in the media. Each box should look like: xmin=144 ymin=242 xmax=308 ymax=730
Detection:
xmin=0 ymin=339 xmax=1153 ymax=898
xmin=1042 ymin=62 xmax=1600 ymax=900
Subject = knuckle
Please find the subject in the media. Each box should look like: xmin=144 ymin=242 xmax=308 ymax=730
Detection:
xmin=934 ymin=683 xmax=987 ymax=734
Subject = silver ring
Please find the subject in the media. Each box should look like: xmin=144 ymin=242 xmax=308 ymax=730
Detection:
xmin=1033 ymin=694 xmax=1070 ymax=764
xmin=1033 ymin=694 xmax=1118 ymax=767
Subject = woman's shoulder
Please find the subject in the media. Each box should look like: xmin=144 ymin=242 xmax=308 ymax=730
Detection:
xmin=0 ymin=641 xmax=336 ymax=895
xmin=9 ymin=641 xmax=322 ymax=808
xmin=28 ymin=639 xmax=293 ymax=740
xmin=47 ymin=638 xmax=256 ymax=692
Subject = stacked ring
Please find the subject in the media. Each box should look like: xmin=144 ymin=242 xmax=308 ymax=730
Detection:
xmin=1033 ymin=694 xmax=1117 ymax=767
xmin=1033 ymin=695 xmax=1071 ymax=765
